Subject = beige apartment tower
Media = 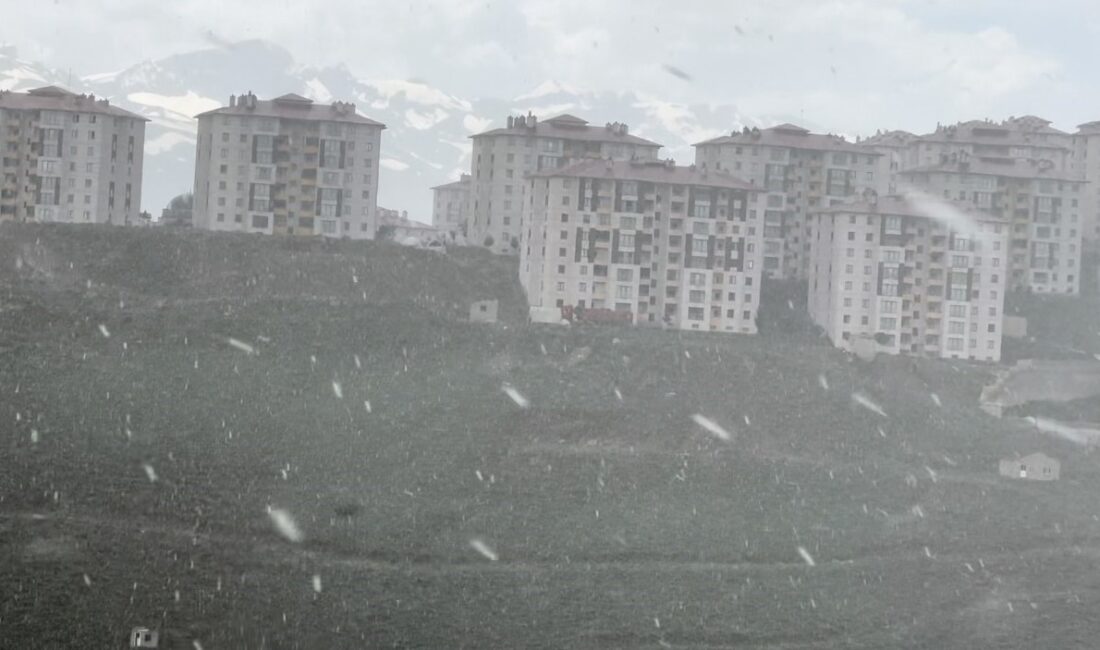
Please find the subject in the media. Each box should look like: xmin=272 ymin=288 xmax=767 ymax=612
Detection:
xmin=0 ymin=86 xmax=147 ymax=225
xmin=900 ymin=152 xmax=1084 ymax=295
xmin=468 ymin=113 xmax=662 ymax=255
xmin=193 ymin=92 xmax=385 ymax=239
xmin=431 ymin=173 xmax=470 ymax=238
xmin=521 ymin=158 xmax=764 ymax=333
xmin=695 ymin=124 xmax=883 ymax=281
xmin=808 ymin=195 xmax=1009 ymax=362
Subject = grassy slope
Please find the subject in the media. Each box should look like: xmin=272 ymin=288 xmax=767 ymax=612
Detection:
xmin=2 ymin=224 xmax=1100 ymax=649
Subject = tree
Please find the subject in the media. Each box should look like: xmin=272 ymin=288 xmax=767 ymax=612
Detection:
xmin=376 ymin=225 xmax=396 ymax=240
xmin=161 ymin=192 xmax=194 ymax=228
xmin=483 ymin=234 xmax=495 ymax=247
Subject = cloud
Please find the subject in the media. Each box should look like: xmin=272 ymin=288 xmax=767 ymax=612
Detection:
xmin=0 ymin=0 xmax=1075 ymax=137
xmin=304 ymin=78 xmax=333 ymax=103
xmin=462 ymin=115 xmax=492 ymax=133
xmin=380 ymin=158 xmax=410 ymax=171
xmin=404 ymin=108 xmax=449 ymax=130
xmin=126 ymin=91 xmax=222 ymax=128
xmin=144 ymin=131 xmax=196 ymax=155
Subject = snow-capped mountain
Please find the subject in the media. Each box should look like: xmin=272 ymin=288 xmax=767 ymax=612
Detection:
xmin=0 ymin=41 xmax=791 ymax=221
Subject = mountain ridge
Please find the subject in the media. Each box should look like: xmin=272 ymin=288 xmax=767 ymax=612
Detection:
xmin=1 ymin=40 xmax=787 ymax=221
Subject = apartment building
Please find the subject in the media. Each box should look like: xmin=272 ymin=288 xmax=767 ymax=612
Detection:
xmin=900 ymin=152 xmax=1084 ymax=294
xmin=193 ymin=92 xmax=385 ymax=239
xmin=857 ymin=130 xmax=918 ymax=195
xmin=807 ymin=195 xmax=1009 ymax=362
xmin=430 ymin=173 xmax=469 ymax=237
xmin=694 ymin=124 xmax=882 ymax=280
xmin=468 ymin=113 xmax=662 ymax=255
xmin=1070 ymin=121 xmax=1100 ymax=252
xmin=520 ymin=158 xmax=764 ymax=333
xmin=905 ymin=117 xmax=1072 ymax=172
xmin=0 ymin=86 xmax=147 ymax=225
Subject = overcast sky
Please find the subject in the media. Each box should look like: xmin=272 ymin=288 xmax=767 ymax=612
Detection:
xmin=4 ymin=0 xmax=1100 ymax=135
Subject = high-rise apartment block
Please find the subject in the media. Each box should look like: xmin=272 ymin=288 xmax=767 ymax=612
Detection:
xmin=904 ymin=117 xmax=1072 ymax=172
xmin=1070 ymin=121 xmax=1100 ymax=250
xmin=468 ymin=113 xmax=661 ymax=255
xmin=0 ymin=86 xmax=147 ymax=225
xmin=808 ymin=195 xmax=1009 ymax=362
xmin=900 ymin=152 xmax=1084 ymax=294
xmin=193 ymin=92 xmax=385 ymax=239
xmin=521 ymin=158 xmax=763 ymax=333
xmin=858 ymin=130 xmax=919 ymax=196
xmin=694 ymin=124 xmax=882 ymax=280
xmin=431 ymin=173 xmax=469 ymax=238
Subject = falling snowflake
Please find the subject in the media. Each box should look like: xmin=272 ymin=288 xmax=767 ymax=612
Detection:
xmin=930 ymin=393 xmax=942 ymax=407
xmin=332 ymin=381 xmax=343 ymax=399
xmin=851 ymin=392 xmax=888 ymax=418
xmin=267 ymin=507 xmax=304 ymax=543
xmin=469 ymin=538 xmax=499 ymax=561
xmin=142 ymin=463 xmax=158 ymax=483
xmin=692 ymin=414 xmax=732 ymax=441
xmin=797 ymin=546 xmax=816 ymax=567
xmin=226 ymin=338 xmax=256 ymax=355
xmin=501 ymin=384 xmax=530 ymax=409
xmin=614 ymin=388 xmax=623 ymax=401
xmin=98 ymin=324 xmax=110 ymax=338
xmin=363 ymin=400 xmax=372 ymax=414
xmin=818 ymin=374 xmax=829 ymax=390
xmin=312 ymin=574 xmax=323 ymax=593
xmin=30 ymin=428 xmax=39 ymax=445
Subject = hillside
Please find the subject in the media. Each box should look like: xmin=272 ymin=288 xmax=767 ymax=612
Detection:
xmin=3 ymin=225 xmax=1100 ymax=648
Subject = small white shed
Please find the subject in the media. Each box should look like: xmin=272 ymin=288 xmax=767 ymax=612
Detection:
xmin=130 ymin=627 xmax=159 ymax=648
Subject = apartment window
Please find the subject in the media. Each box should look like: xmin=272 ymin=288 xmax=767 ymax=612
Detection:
xmin=688 ymin=307 xmax=705 ymax=321
xmin=690 ymin=272 xmax=706 ymax=287
xmin=616 ymin=285 xmax=633 ymax=299
xmin=881 ymin=300 xmax=898 ymax=313
xmin=249 ymin=183 xmax=272 ymax=212
xmin=689 ymin=290 xmax=706 ymax=303
xmin=616 ymin=269 xmax=633 ymax=281
xmin=879 ymin=317 xmax=897 ymax=330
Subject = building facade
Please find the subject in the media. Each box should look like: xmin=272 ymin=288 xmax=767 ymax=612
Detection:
xmin=808 ymin=195 xmax=1009 ymax=362
xmin=904 ymin=117 xmax=1072 ymax=172
xmin=0 ymin=86 xmax=147 ymax=225
xmin=1070 ymin=121 xmax=1100 ymax=253
xmin=430 ymin=173 xmax=469 ymax=238
xmin=521 ymin=158 xmax=764 ymax=333
xmin=857 ymin=130 xmax=919 ymax=196
xmin=468 ymin=113 xmax=662 ymax=255
xmin=193 ymin=92 xmax=385 ymax=239
xmin=900 ymin=152 xmax=1084 ymax=295
xmin=694 ymin=124 xmax=883 ymax=280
